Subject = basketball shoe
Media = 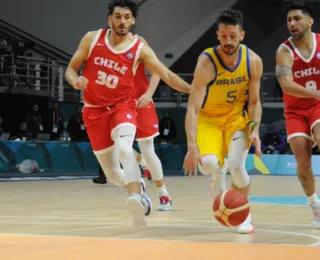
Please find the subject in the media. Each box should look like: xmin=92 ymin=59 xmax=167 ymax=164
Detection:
xmin=237 ymin=213 xmax=254 ymax=234
xmin=125 ymin=179 xmax=152 ymax=226
xmin=311 ymin=205 xmax=320 ymax=229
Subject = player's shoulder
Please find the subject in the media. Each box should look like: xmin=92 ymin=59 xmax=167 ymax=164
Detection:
xmin=247 ymin=47 xmax=262 ymax=63
xmin=275 ymin=42 xmax=293 ymax=59
xmin=85 ymin=30 xmax=101 ymax=38
xmin=136 ymin=35 xmax=148 ymax=45
xmin=202 ymin=47 xmax=214 ymax=55
xmin=81 ymin=30 xmax=101 ymax=44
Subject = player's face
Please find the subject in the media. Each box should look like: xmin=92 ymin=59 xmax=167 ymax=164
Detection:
xmin=109 ymin=7 xmax=135 ymax=36
xmin=217 ymin=24 xmax=244 ymax=56
xmin=287 ymin=10 xmax=313 ymax=40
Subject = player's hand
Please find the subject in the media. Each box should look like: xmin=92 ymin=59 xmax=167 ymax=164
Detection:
xmin=250 ymin=131 xmax=262 ymax=158
xmin=183 ymin=145 xmax=202 ymax=176
xmin=73 ymin=76 xmax=88 ymax=90
xmin=137 ymin=93 xmax=152 ymax=108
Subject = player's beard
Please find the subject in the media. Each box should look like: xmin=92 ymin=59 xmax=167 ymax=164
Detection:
xmin=112 ymin=23 xmax=129 ymax=36
xmin=222 ymin=43 xmax=240 ymax=56
xmin=292 ymin=25 xmax=309 ymax=40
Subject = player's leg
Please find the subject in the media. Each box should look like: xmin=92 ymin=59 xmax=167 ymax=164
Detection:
xmin=219 ymin=158 xmax=228 ymax=192
xmin=132 ymin=147 xmax=152 ymax=180
xmin=227 ymin=129 xmax=253 ymax=234
xmin=138 ymin=138 xmax=172 ymax=211
xmin=84 ymin=104 xmax=151 ymax=226
xmin=197 ymin=116 xmax=225 ymax=191
xmin=111 ymin=104 xmax=152 ymax=225
xmin=82 ymin=106 xmax=125 ymax=187
xmin=95 ymin=148 xmax=125 ymax=187
xmin=306 ymin=111 xmax=320 ymax=227
xmin=228 ymin=130 xmax=250 ymax=196
xmin=287 ymin=110 xmax=320 ymax=228
xmin=135 ymin=103 xmax=172 ymax=210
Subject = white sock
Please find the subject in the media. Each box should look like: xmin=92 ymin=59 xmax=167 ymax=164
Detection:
xmin=307 ymin=192 xmax=320 ymax=208
xmin=157 ymin=185 xmax=169 ymax=197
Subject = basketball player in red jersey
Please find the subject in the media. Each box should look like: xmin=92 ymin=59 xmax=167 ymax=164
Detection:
xmin=276 ymin=3 xmax=320 ymax=228
xmin=65 ymin=0 xmax=190 ymax=226
xmin=134 ymin=51 xmax=172 ymax=211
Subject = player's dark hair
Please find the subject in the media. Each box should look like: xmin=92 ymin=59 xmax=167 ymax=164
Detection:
xmin=286 ymin=2 xmax=313 ymax=17
xmin=216 ymin=9 xmax=243 ymax=29
xmin=108 ymin=0 xmax=139 ymax=18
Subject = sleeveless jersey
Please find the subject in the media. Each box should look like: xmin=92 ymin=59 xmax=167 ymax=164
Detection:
xmin=82 ymin=28 xmax=144 ymax=106
xmin=134 ymin=62 xmax=149 ymax=99
xmin=282 ymin=33 xmax=320 ymax=110
xmin=200 ymin=44 xmax=250 ymax=118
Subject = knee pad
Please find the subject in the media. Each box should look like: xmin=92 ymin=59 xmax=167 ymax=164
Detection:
xmin=114 ymin=129 xmax=135 ymax=160
xmin=198 ymin=154 xmax=220 ymax=175
xmin=229 ymin=166 xmax=250 ymax=188
xmin=118 ymin=137 xmax=135 ymax=160
xmin=104 ymin=167 xmax=125 ymax=188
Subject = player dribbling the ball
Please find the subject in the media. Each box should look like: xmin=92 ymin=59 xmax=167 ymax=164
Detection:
xmin=183 ymin=9 xmax=263 ymax=234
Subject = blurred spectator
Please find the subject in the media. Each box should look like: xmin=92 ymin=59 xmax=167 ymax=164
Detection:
xmin=47 ymin=102 xmax=64 ymax=140
xmin=159 ymin=111 xmax=177 ymax=142
xmin=25 ymin=104 xmax=44 ymax=138
xmin=10 ymin=122 xmax=33 ymax=141
xmin=68 ymin=105 xmax=88 ymax=142
xmin=261 ymin=125 xmax=285 ymax=154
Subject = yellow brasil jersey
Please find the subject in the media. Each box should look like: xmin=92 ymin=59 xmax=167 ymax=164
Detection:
xmin=200 ymin=44 xmax=250 ymax=119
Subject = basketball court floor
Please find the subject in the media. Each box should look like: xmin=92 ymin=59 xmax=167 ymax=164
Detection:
xmin=1 ymin=175 xmax=320 ymax=259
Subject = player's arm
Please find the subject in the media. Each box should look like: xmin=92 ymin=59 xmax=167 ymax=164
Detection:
xmin=275 ymin=44 xmax=320 ymax=98
xmin=139 ymin=45 xmax=191 ymax=94
xmin=185 ymin=54 xmax=215 ymax=148
xmin=135 ymin=35 xmax=161 ymax=107
xmin=65 ymin=31 xmax=96 ymax=89
xmin=145 ymin=73 xmax=161 ymax=97
xmin=247 ymin=52 xmax=263 ymax=132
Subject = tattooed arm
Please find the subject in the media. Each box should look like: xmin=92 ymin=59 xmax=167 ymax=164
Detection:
xmin=275 ymin=44 xmax=320 ymax=98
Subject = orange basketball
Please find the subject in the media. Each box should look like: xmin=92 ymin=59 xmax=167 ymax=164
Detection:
xmin=213 ymin=189 xmax=250 ymax=227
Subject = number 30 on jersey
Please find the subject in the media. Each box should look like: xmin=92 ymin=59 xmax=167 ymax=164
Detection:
xmin=95 ymin=70 xmax=119 ymax=89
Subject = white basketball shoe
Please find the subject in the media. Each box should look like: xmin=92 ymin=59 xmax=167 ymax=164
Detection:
xmin=311 ymin=205 xmax=320 ymax=229
xmin=237 ymin=213 xmax=254 ymax=234
xmin=125 ymin=179 xmax=152 ymax=226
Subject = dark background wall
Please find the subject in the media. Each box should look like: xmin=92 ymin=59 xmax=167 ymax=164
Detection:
xmin=171 ymin=0 xmax=320 ymax=73
xmin=0 ymin=0 xmax=235 ymax=64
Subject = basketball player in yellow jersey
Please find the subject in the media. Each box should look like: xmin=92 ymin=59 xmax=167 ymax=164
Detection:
xmin=184 ymin=9 xmax=263 ymax=234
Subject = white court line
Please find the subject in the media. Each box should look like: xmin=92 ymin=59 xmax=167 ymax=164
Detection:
xmin=0 ymin=215 xmax=313 ymax=227
xmin=0 ymin=219 xmax=319 ymax=247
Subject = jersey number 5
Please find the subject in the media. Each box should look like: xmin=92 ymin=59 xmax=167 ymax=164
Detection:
xmin=95 ymin=70 xmax=119 ymax=89
xmin=226 ymin=90 xmax=237 ymax=104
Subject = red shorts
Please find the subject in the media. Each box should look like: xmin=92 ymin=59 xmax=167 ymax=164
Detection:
xmin=83 ymin=99 xmax=137 ymax=154
xmin=135 ymin=101 xmax=159 ymax=141
xmin=285 ymin=103 xmax=320 ymax=144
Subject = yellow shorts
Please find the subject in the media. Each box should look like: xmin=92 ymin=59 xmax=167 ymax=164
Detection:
xmin=197 ymin=112 xmax=250 ymax=166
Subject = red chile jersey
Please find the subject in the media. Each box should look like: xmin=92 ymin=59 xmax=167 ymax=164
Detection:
xmin=129 ymin=32 xmax=150 ymax=99
xmin=281 ymin=33 xmax=320 ymax=110
xmin=82 ymin=28 xmax=144 ymax=106
xmin=134 ymin=62 xmax=150 ymax=99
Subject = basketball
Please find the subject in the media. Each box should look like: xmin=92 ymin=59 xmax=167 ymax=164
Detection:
xmin=213 ymin=189 xmax=250 ymax=227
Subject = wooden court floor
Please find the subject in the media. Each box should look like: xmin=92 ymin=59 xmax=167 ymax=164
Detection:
xmin=0 ymin=175 xmax=320 ymax=259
